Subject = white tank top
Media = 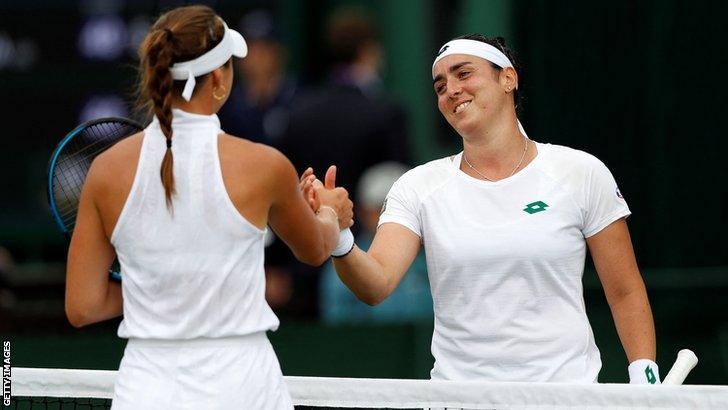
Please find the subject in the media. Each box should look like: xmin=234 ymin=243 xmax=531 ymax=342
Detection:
xmin=111 ymin=109 xmax=279 ymax=339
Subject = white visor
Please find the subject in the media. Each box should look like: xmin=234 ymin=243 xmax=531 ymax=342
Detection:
xmin=169 ymin=21 xmax=247 ymax=101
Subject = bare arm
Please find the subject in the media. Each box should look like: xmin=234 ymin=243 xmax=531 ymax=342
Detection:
xmin=65 ymin=161 xmax=122 ymax=328
xmin=267 ymin=151 xmax=341 ymax=266
xmin=332 ymin=223 xmax=421 ymax=305
xmin=588 ymin=218 xmax=656 ymax=362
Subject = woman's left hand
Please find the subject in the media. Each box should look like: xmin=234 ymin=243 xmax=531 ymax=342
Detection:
xmin=299 ymin=167 xmax=319 ymax=211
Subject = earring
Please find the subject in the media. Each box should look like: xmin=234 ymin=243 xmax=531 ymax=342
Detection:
xmin=212 ymin=85 xmax=227 ymax=101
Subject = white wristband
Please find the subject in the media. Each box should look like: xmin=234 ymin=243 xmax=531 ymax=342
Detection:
xmin=331 ymin=228 xmax=355 ymax=257
xmin=628 ymin=359 xmax=661 ymax=384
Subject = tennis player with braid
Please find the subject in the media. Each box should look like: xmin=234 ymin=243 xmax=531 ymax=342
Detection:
xmin=312 ymin=34 xmax=660 ymax=385
xmin=64 ymin=6 xmax=352 ymax=409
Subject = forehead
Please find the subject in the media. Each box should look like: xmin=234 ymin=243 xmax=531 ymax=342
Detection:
xmin=432 ymin=54 xmax=491 ymax=79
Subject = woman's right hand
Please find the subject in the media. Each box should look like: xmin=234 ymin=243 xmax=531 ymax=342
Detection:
xmin=314 ymin=166 xmax=354 ymax=230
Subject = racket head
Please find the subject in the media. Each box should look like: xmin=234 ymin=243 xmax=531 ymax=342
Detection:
xmin=47 ymin=118 xmax=143 ymax=282
xmin=47 ymin=117 xmax=143 ymax=234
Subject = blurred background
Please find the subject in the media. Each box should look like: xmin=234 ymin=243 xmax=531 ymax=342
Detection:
xmin=1 ymin=0 xmax=726 ymax=384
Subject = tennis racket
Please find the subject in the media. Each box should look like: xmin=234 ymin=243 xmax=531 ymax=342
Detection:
xmin=47 ymin=117 xmax=144 ymax=281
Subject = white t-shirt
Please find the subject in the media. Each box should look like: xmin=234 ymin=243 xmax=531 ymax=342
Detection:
xmin=379 ymin=142 xmax=630 ymax=382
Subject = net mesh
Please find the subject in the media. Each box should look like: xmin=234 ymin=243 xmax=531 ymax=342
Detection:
xmin=10 ymin=367 xmax=728 ymax=409
xmin=10 ymin=397 xmax=110 ymax=410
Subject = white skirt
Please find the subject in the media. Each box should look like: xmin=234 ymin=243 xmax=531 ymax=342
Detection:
xmin=111 ymin=332 xmax=293 ymax=410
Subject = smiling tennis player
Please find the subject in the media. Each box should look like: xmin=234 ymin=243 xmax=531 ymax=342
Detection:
xmin=316 ymin=34 xmax=659 ymax=385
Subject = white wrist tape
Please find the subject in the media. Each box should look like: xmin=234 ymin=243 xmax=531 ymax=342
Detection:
xmin=331 ymin=228 xmax=354 ymax=257
xmin=628 ymin=359 xmax=661 ymax=384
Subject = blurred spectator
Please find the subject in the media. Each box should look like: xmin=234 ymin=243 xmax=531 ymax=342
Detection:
xmin=0 ymin=246 xmax=17 ymax=331
xmin=0 ymin=246 xmax=16 ymax=299
xmin=218 ymin=9 xmax=299 ymax=145
xmin=320 ymin=163 xmax=432 ymax=324
xmin=277 ymin=6 xmax=410 ymax=203
xmin=273 ymin=7 xmax=412 ymax=318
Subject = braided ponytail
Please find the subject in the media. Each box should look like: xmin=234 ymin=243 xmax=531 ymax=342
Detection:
xmin=147 ymin=28 xmax=177 ymax=209
xmin=136 ymin=5 xmax=226 ymax=211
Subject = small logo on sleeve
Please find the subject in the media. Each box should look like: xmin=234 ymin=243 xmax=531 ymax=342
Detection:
xmin=616 ymin=187 xmax=624 ymax=199
xmin=380 ymin=198 xmax=388 ymax=215
xmin=523 ymin=201 xmax=549 ymax=214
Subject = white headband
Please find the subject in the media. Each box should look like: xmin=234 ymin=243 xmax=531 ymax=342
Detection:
xmin=169 ymin=21 xmax=247 ymax=101
xmin=432 ymin=39 xmax=513 ymax=77
xmin=432 ymin=38 xmax=527 ymax=137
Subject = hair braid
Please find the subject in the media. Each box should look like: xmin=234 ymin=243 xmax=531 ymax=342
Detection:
xmin=146 ymin=29 xmax=176 ymax=209
xmin=135 ymin=5 xmax=226 ymax=212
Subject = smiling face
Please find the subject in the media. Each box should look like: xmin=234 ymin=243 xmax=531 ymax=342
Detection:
xmin=432 ymin=54 xmax=517 ymax=138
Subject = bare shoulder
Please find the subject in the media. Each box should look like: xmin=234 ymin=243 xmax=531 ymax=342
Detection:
xmin=217 ymin=133 xmax=298 ymax=211
xmin=218 ymin=133 xmax=294 ymax=177
xmin=94 ymin=131 xmax=143 ymax=166
xmin=87 ymin=132 xmax=144 ymax=191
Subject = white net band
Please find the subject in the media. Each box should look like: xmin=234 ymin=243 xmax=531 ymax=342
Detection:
xmin=12 ymin=367 xmax=728 ymax=409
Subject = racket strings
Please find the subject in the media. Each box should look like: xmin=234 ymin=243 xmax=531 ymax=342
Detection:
xmin=53 ymin=123 xmax=137 ymax=178
xmin=58 ymin=123 xmax=133 ymax=160
xmin=54 ymin=134 xmax=116 ymax=216
xmin=54 ymin=123 xmax=137 ymax=176
xmin=51 ymin=122 xmax=142 ymax=229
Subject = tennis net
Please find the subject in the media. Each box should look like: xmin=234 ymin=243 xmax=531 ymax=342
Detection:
xmin=9 ymin=367 xmax=728 ymax=409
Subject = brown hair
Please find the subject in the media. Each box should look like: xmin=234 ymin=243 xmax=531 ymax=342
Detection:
xmin=136 ymin=5 xmax=226 ymax=209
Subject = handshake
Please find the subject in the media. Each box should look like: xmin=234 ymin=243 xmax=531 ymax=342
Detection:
xmin=299 ymin=165 xmax=355 ymax=257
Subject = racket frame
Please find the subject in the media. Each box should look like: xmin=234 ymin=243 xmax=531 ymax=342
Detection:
xmin=47 ymin=117 xmax=143 ymax=282
xmin=47 ymin=117 xmax=143 ymax=232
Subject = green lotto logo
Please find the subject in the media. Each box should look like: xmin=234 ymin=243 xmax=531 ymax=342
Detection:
xmin=645 ymin=365 xmax=657 ymax=384
xmin=523 ymin=201 xmax=549 ymax=214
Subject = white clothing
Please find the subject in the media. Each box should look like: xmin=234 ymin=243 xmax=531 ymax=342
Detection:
xmin=111 ymin=333 xmax=292 ymax=409
xmin=110 ymin=109 xmax=289 ymax=408
xmin=111 ymin=109 xmax=279 ymax=339
xmin=379 ymin=142 xmax=630 ymax=383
